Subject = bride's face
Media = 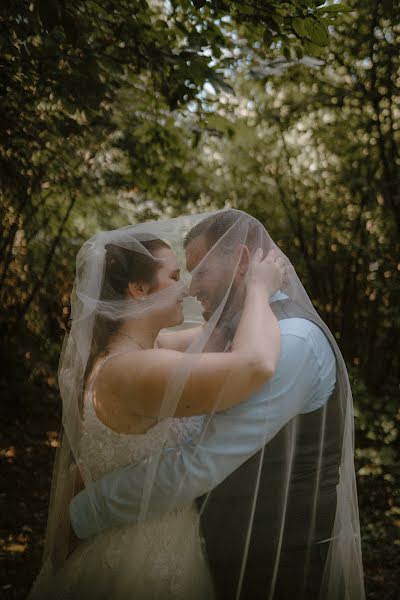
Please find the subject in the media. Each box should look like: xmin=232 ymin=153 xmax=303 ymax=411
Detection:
xmin=149 ymin=247 xmax=187 ymax=327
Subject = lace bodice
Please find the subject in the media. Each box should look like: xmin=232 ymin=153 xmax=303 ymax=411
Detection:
xmin=80 ymin=356 xmax=206 ymax=480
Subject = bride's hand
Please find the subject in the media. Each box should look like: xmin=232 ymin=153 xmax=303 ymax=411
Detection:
xmin=247 ymin=248 xmax=286 ymax=298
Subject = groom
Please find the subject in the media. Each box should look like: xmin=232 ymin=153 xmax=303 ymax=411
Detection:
xmin=70 ymin=210 xmax=340 ymax=599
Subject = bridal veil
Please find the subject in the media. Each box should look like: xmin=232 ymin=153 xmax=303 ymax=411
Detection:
xmin=37 ymin=209 xmax=364 ymax=599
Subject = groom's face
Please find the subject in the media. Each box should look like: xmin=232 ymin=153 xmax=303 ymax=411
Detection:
xmin=185 ymin=234 xmax=233 ymax=321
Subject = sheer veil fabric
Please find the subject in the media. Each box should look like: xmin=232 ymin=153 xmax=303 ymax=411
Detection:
xmin=31 ymin=209 xmax=364 ymax=599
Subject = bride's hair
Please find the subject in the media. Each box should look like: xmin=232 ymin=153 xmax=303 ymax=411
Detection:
xmin=102 ymin=238 xmax=168 ymax=299
xmin=83 ymin=234 xmax=170 ymax=399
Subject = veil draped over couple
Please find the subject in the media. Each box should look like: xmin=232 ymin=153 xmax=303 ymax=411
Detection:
xmin=30 ymin=209 xmax=365 ymax=600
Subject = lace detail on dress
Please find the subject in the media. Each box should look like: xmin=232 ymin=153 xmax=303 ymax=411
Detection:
xmin=29 ymin=354 xmax=213 ymax=600
xmin=170 ymin=414 xmax=206 ymax=444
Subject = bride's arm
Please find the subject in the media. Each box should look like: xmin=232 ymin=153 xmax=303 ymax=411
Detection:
xmin=70 ymin=322 xmax=336 ymax=540
xmin=155 ymin=325 xmax=203 ymax=351
xmin=97 ymin=251 xmax=284 ymax=419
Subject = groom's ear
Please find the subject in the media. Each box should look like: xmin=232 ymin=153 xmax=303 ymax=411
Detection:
xmin=234 ymin=245 xmax=251 ymax=278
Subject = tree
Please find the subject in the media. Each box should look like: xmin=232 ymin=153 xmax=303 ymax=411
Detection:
xmin=178 ymin=0 xmax=400 ymax=393
xmin=1 ymin=0 xmax=345 ymax=357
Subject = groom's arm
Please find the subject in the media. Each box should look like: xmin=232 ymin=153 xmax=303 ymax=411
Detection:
xmin=70 ymin=320 xmax=335 ymax=539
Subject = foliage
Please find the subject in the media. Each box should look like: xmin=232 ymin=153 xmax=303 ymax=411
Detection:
xmin=174 ymin=0 xmax=400 ymax=393
xmin=0 ymin=0 xmax=346 ymax=362
xmin=351 ymin=370 xmax=400 ymax=600
xmin=1 ymin=1 xmax=399 ymax=598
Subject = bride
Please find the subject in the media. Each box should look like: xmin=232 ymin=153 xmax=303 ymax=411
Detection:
xmin=29 ymin=224 xmax=286 ymax=599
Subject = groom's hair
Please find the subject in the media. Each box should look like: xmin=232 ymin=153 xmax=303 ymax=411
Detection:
xmin=183 ymin=209 xmax=264 ymax=252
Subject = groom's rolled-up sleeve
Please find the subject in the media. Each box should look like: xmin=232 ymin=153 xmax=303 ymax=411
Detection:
xmin=70 ymin=320 xmax=335 ymax=539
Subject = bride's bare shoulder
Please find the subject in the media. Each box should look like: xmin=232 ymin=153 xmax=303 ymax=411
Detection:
xmin=96 ymin=347 xmax=182 ymax=390
xmin=92 ymin=347 xmax=184 ymax=422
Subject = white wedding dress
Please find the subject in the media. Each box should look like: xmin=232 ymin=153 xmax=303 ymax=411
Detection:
xmin=30 ymin=357 xmax=215 ymax=600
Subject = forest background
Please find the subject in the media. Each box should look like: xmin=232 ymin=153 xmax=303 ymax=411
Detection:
xmin=1 ymin=1 xmax=399 ymax=598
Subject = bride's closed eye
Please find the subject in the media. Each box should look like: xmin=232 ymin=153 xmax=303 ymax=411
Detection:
xmin=170 ymin=270 xmax=180 ymax=281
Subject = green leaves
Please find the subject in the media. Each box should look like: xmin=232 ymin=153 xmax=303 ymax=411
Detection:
xmin=292 ymin=18 xmax=307 ymax=38
xmin=316 ymin=3 xmax=352 ymax=15
xmin=191 ymin=0 xmax=207 ymax=8
xmin=60 ymin=10 xmax=80 ymax=46
xmin=292 ymin=16 xmax=328 ymax=47
xmin=263 ymin=28 xmax=274 ymax=47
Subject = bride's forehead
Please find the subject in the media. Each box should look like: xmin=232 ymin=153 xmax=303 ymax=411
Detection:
xmin=153 ymin=247 xmax=179 ymax=270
